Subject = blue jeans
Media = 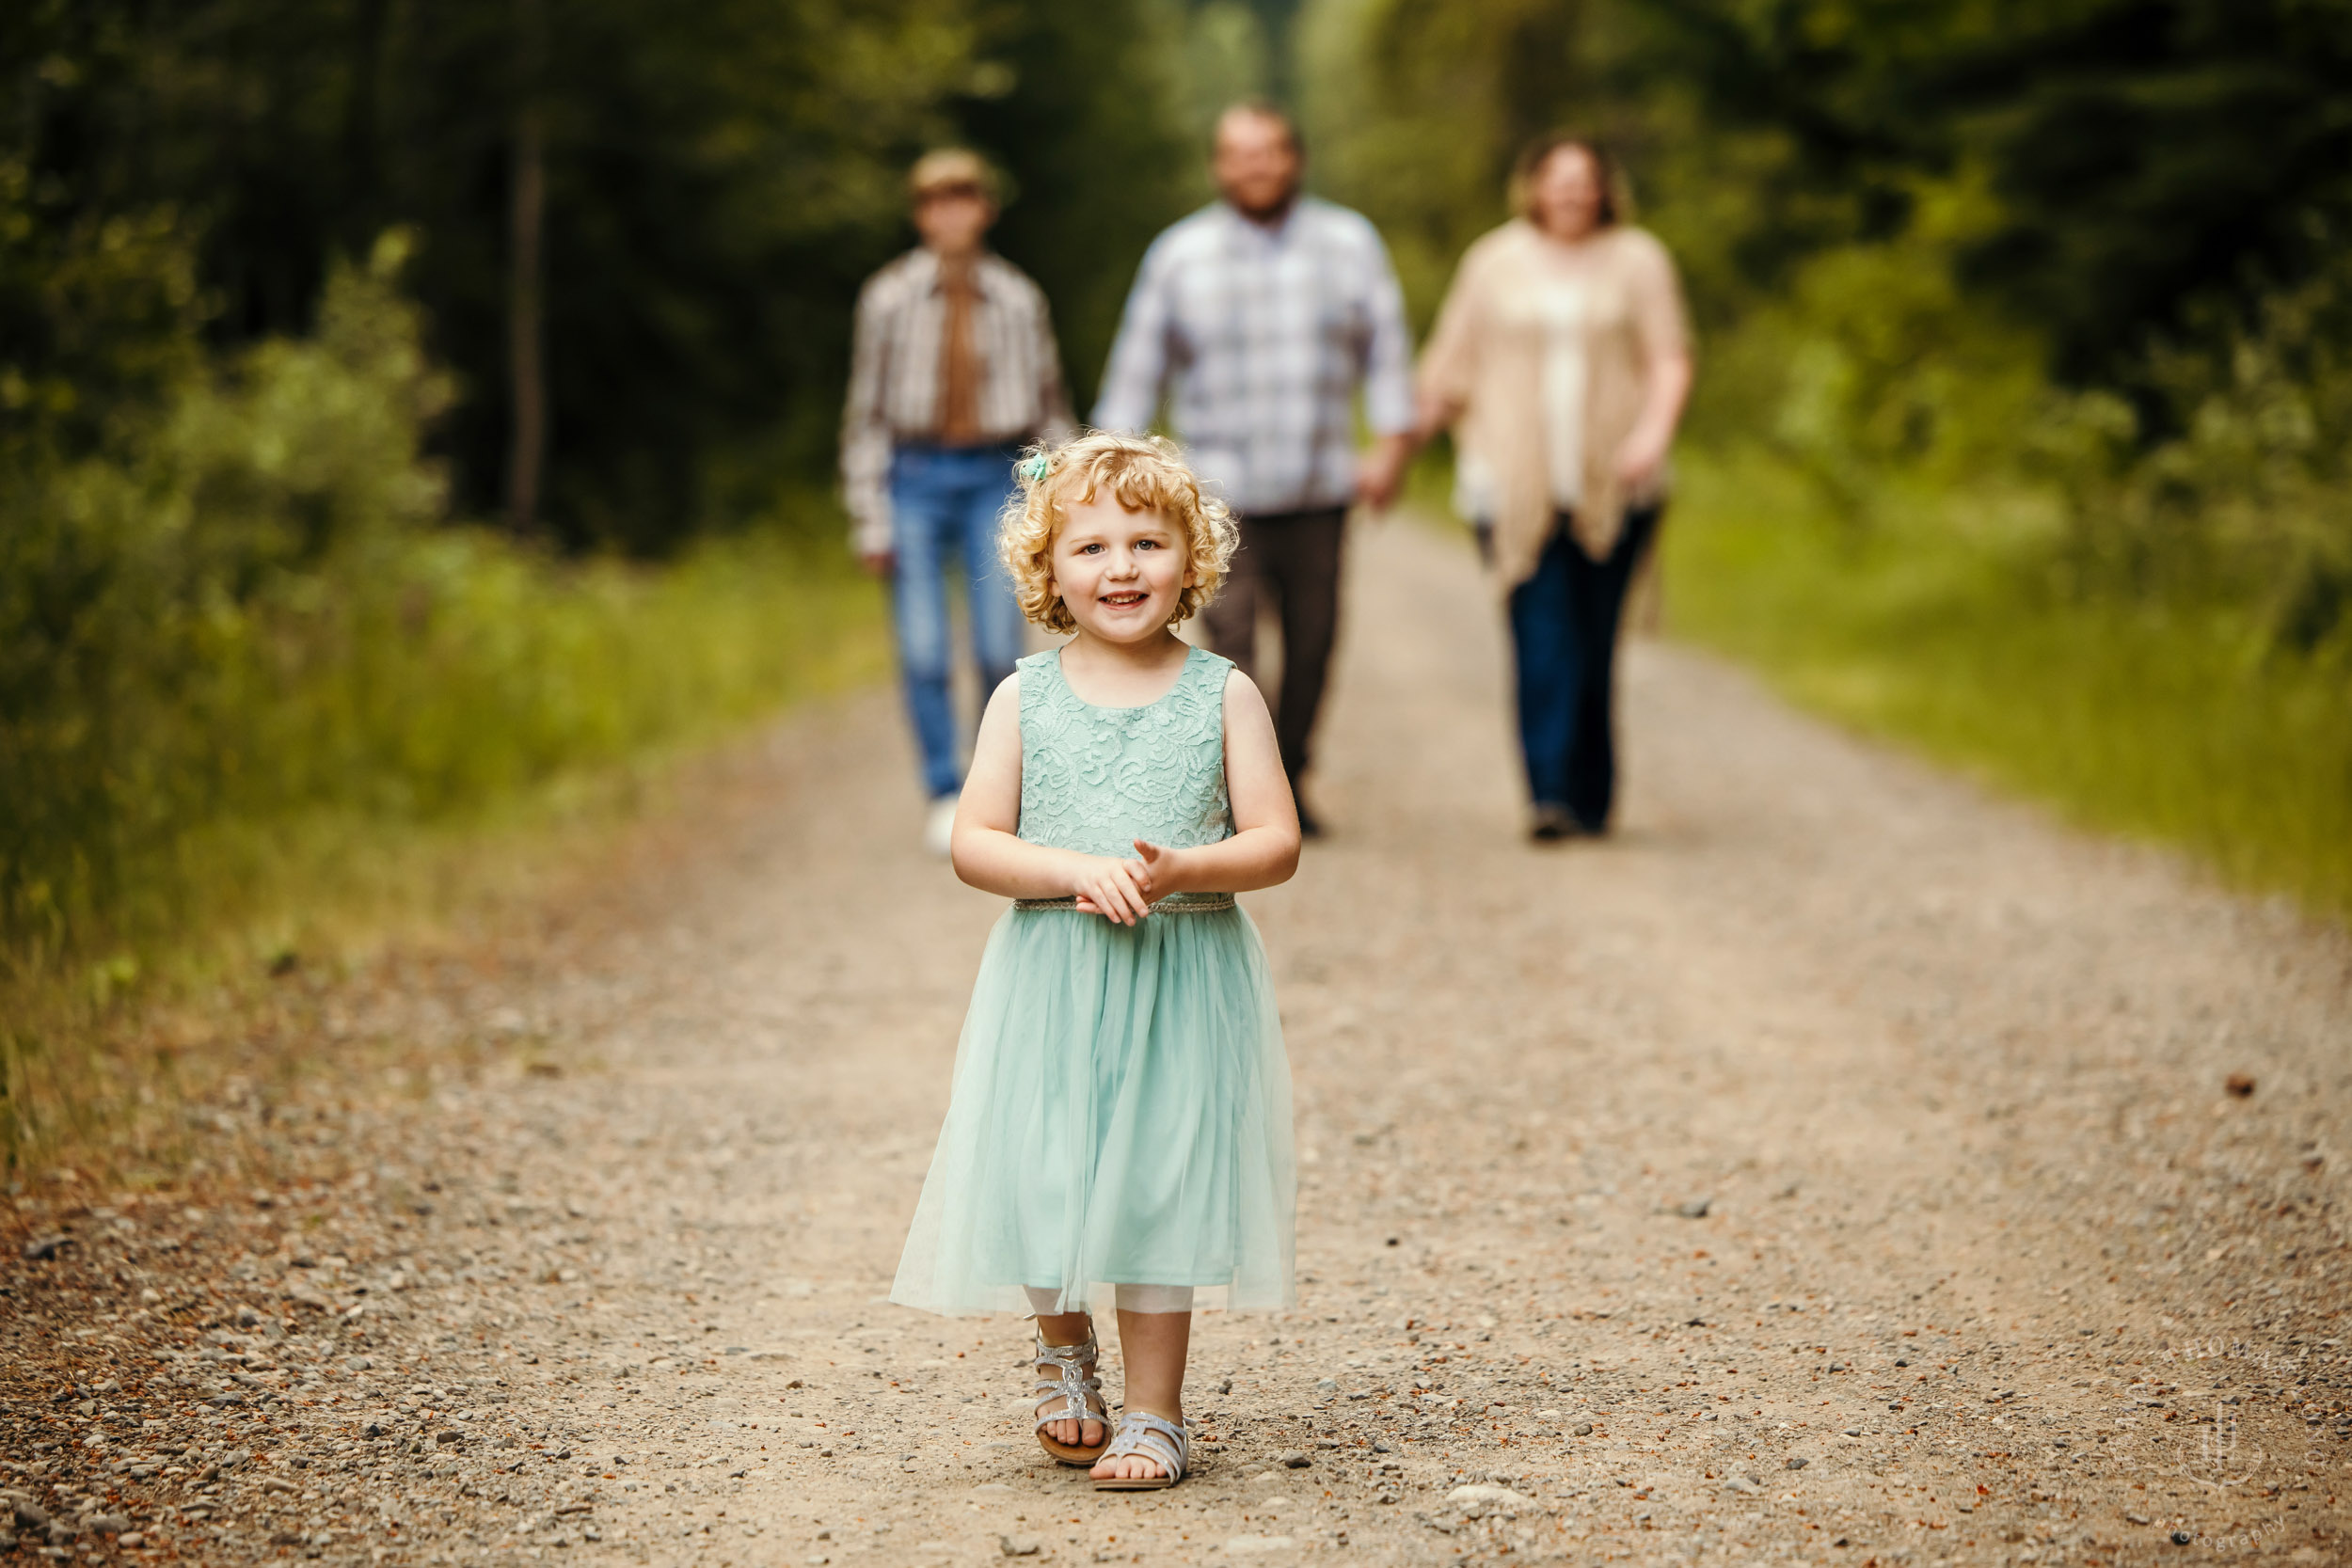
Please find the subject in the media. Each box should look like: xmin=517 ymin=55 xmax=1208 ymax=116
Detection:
xmin=888 ymin=442 xmax=1026 ymax=799
xmin=1507 ymin=506 xmax=1660 ymax=832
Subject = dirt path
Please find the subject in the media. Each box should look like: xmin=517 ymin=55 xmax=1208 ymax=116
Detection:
xmin=6 ymin=516 xmax=2349 ymax=1568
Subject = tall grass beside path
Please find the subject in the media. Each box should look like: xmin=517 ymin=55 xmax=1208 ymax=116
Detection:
xmin=1 ymin=245 xmax=887 ymax=1177
xmin=1661 ymin=449 xmax=2352 ymax=920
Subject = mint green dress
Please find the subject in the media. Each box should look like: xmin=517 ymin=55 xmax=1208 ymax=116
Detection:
xmin=891 ymin=644 xmax=1297 ymax=1316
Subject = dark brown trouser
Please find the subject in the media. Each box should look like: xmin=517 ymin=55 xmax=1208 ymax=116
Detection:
xmin=1200 ymin=506 xmax=1346 ymax=785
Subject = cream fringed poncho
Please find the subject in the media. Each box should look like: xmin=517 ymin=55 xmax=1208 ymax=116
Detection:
xmin=1417 ymin=219 xmax=1690 ymax=587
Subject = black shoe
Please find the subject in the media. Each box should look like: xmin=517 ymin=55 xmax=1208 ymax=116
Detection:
xmin=1530 ymin=803 xmax=1580 ymax=842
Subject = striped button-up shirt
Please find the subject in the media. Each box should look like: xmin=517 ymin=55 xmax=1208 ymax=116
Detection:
xmin=1092 ymin=198 xmax=1415 ymax=515
xmin=840 ymin=248 xmax=1073 ymax=553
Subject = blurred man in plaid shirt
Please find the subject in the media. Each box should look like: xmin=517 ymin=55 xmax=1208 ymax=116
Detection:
xmin=1093 ymin=103 xmax=1415 ymax=837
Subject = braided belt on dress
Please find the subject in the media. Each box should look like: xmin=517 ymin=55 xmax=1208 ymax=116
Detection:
xmin=1012 ymin=893 xmax=1236 ymax=913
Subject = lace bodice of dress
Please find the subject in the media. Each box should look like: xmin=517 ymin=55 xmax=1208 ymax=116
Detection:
xmin=1017 ymin=644 xmax=1233 ymax=860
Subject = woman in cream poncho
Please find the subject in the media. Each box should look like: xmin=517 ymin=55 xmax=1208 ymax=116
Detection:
xmin=1411 ymin=135 xmax=1692 ymax=841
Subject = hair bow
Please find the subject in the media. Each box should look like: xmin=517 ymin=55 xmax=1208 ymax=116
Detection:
xmin=1016 ymin=452 xmax=1054 ymax=483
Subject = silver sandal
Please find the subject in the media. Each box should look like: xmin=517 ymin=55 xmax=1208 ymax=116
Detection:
xmin=1032 ymin=1329 xmax=1111 ymax=1465
xmin=1091 ymin=1410 xmax=1188 ymax=1491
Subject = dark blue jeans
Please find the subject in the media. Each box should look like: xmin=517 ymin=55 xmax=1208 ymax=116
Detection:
xmin=887 ymin=441 xmax=1026 ymax=800
xmin=1506 ymin=506 xmax=1660 ymax=832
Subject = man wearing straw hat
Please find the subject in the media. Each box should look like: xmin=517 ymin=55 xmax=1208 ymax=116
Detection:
xmin=842 ymin=150 xmax=1074 ymax=855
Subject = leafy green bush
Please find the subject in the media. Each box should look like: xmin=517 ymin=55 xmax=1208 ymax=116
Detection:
xmin=1688 ymin=188 xmax=2352 ymax=665
xmin=1687 ymin=180 xmax=2051 ymax=526
xmin=2043 ymin=255 xmax=2352 ymax=658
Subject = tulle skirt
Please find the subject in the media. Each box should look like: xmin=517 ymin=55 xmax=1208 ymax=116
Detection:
xmin=891 ymin=899 xmax=1296 ymax=1317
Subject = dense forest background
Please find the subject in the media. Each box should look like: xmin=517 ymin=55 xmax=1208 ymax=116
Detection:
xmin=5 ymin=0 xmax=2351 ymax=1085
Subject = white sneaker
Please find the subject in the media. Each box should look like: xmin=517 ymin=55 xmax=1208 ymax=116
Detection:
xmin=923 ymin=795 xmax=959 ymax=860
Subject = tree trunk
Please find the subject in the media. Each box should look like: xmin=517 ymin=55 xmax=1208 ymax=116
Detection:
xmin=505 ymin=0 xmax=548 ymax=533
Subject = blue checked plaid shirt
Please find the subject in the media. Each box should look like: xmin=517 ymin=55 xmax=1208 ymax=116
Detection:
xmin=1092 ymin=198 xmax=1417 ymax=515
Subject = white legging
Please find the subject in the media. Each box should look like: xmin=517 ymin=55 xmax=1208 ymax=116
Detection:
xmin=1025 ymin=1284 xmax=1195 ymax=1318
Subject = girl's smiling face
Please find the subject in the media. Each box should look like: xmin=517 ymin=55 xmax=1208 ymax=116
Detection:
xmin=1050 ymin=494 xmax=1195 ymax=644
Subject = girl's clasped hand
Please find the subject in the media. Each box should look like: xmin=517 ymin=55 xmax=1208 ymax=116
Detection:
xmin=1072 ymin=839 xmax=1184 ymax=924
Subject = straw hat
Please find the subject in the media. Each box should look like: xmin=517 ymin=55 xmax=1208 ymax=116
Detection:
xmin=908 ymin=149 xmax=998 ymax=203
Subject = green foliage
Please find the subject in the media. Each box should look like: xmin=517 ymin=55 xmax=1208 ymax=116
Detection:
xmin=2045 ymin=254 xmax=2352 ymax=654
xmin=1663 ymin=180 xmax=2352 ymax=916
xmin=1300 ymin=0 xmax=1581 ymax=322
xmin=6 ymin=0 xmax=966 ymax=546
xmin=0 ymin=161 xmax=207 ymax=456
xmin=1305 ymin=0 xmax=2352 ymax=364
xmin=1179 ymin=3 xmax=1277 ymax=139
xmin=1690 ymin=176 xmax=2048 ymax=518
xmin=0 ymin=243 xmax=882 ymax=975
xmin=960 ymin=0 xmax=1204 ymax=420
xmin=1637 ymin=0 xmax=2352 ymax=383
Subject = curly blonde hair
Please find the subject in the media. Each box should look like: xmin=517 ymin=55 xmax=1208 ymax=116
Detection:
xmin=999 ymin=431 xmax=1238 ymax=634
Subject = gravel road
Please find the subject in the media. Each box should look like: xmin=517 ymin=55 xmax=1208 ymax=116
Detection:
xmin=5 ymin=516 xmax=2348 ymax=1568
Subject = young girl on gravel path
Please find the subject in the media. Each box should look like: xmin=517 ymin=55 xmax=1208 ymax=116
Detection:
xmin=891 ymin=431 xmax=1301 ymax=1491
